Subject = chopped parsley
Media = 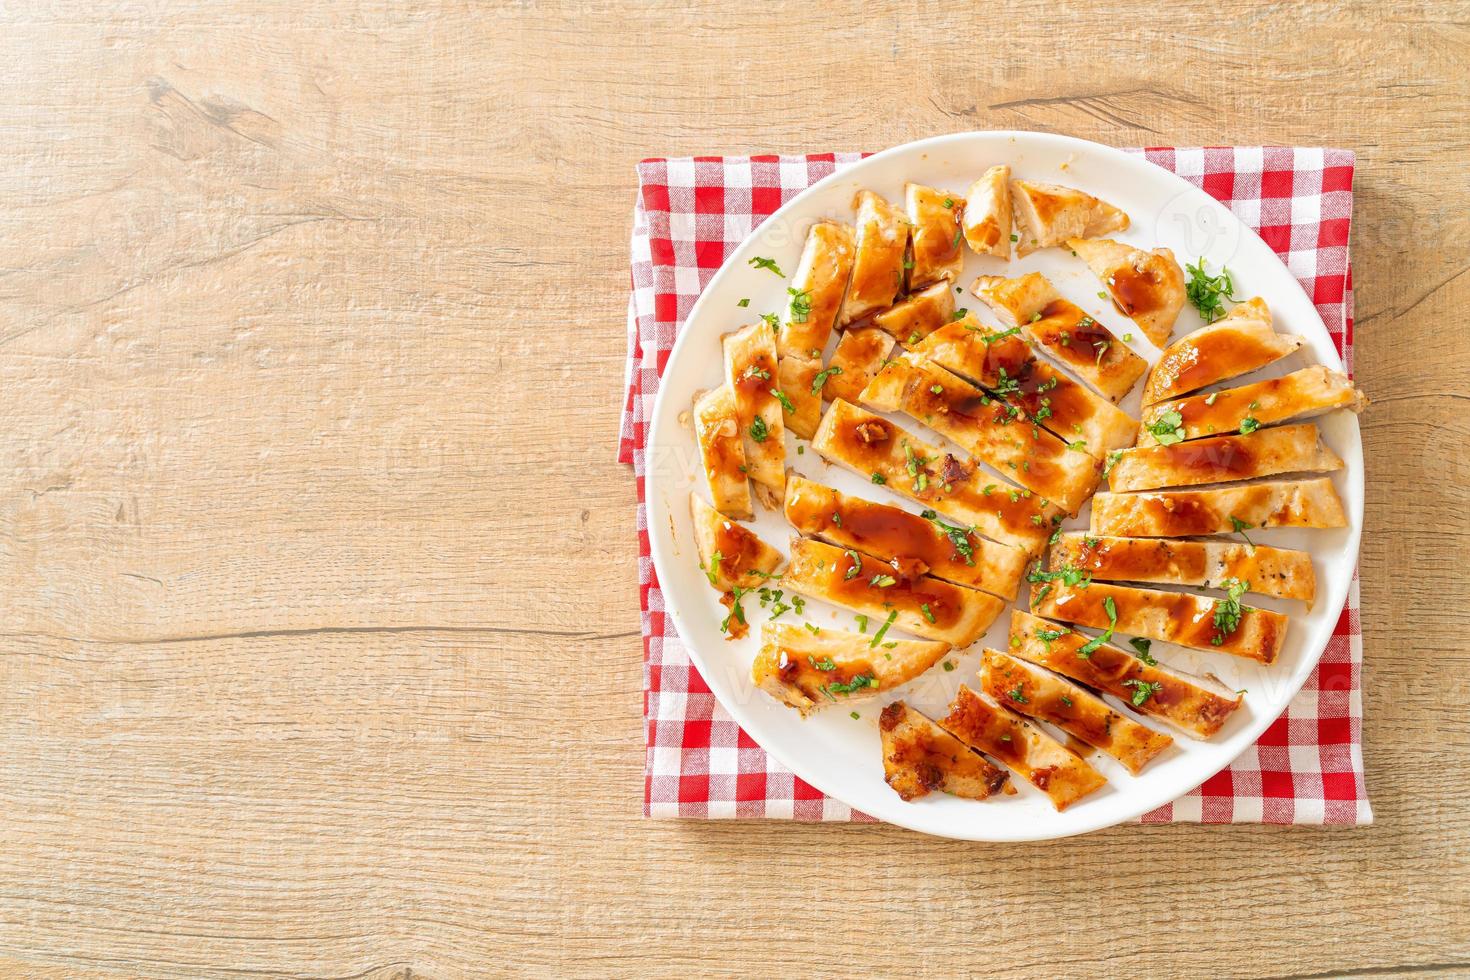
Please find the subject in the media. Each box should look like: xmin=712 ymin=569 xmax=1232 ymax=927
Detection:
xmin=1075 ymin=595 xmax=1117 ymax=658
xmin=1147 ymin=409 xmax=1186 ymax=446
xmin=748 ymin=256 xmax=784 ymax=276
xmin=855 ymin=613 xmax=868 ymax=634
xmin=1027 ymin=562 xmax=1092 ymax=589
xmin=811 ymin=365 xmax=843 ymax=394
xmin=1185 ymin=258 xmax=1240 ymax=323
xmin=982 ymin=326 xmax=1021 ymax=345
xmin=870 ymin=472 xmax=886 ymax=485
xmin=769 ymin=388 xmax=796 ymax=414
xmin=748 ymin=416 xmax=769 ymax=443
xmin=869 ymin=610 xmax=898 ymax=648
xmin=869 ymin=574 xmax=897 ymax=588
xmin=719 ymin=585 xmax=756 ymax=634
xmin=1211 ymin=578 xmax=1250 ymax=645
xmin=825 ymin=674 xmax=877 ymax=696
xmin=952 ymin=308 xmax=969 ymax=321
xmin=941 ymin=660 xmax=955 ymax=672
xmin=1123 ymin=679 xmax=1163 ymax=707
xmin=787 ymin=287 xmax=813 ymax=324
xmin=920 ymin=509 xmax=976 ymax=565
xmin=1037 ymin=626 xmax=1067 ymax=652
xmin=702 ymin=551 xmax=724 ymax=587
xmin=1204 ymin=392 xmax=1219 ymax=405
xmin=759 ymin=311 xmax=780 ymax=331
xmin=804 ymin=622 xmax=821 ymax=635
xmin=1229 ymin=515 xmax=1257 ymax=551
xmin=807 ymin=654 xmax=836 ymax=672
xmin=831 ymin=511 xmax=843 ymax=528
xmin=737 ymin=298 xmax=750 ymax=308
xmin=843 ymin=550 xmax=862 ymax=580
xmin=1008 ymin=685 xmax=1028 ymax=704
xmin=850 ymin=711 xmax=860 ymax=719
xmin=921 ymin=603 xmax=937 ymax=624
xmin=742 ymin=365 xmax=771 ymax=382
xmin=1060 ymin=694 xmax=1073 ymax=707
xmin=1239 ymin=416 xmax=1260 ymax=435
xmin=1129 ymin=637 xmax=1156 ymax=665
xmin=1065 ymin=439 xmax=1089 ymax=453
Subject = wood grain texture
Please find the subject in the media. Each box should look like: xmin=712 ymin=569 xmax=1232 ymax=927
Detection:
xmin=0 ymin=1 xmax=1466 ymax=976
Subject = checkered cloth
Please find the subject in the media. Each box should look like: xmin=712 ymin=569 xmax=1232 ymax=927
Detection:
xmin=620 ymin=146 xmax=1370 ymax=825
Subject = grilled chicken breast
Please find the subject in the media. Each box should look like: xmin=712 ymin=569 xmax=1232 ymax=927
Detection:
xmin=778 ymin=220 xmax=855 ymax=359
xmin=811 ymin=400 xmax=1064 ymax=554
xmin=905 ymin=182 xmax=967 ymax=288
xmin=690 ymin=493 xmax=784 ymax=592
xmin=1090 ymin=478 xmax=1348 ymax=537
xmin=962 ymin=165 xmax=1011 ymax=258
xmin=940 ymin=685 xmax=1107 ymax=810
xmin=839 ymin=190 xmax=910 ymax=326
xmin=971 ymin=272 xmax=1146 ymax=402
xmin=752 ymin=623 xmax=949 ymax=716
xmin=1069 ymin=238 xmax=1185 ymax=346
xmin=979 ymin=649 xmax=1173 ymax=774
xmin=783 ymin=474 xmax=1028 ymax=599
xmin=776 ymin=354 xmax=823 ymax=440
xmin=1142 ymin=298 xmax=1302 ymax=406
xmin=911 ymin=316 xmax=1137 ymax=458
xmin=1138 ymin=365 xmax=1366 ymax=445
xmin=1030 ymin=580 xmax=1289 ymax=664
xmin=870 ymin=280 xmax=955 ymax=345
xmin=1051 ymin=532 xmax=1316 ymax=603
xmin=723 ymin=323 xmax=785 ymax=507
xmin=859 ymin=353 xmax=1103 ymax=512
xmin=783 ymin=537 xmax=1004 ymax=646
xmin=692 ymin=385 xmax=752 ymax=520
xmin=879 ymin=701 xmax=1012 ymax=801
xmin=1009 ymin=611 xmax=1244 ymax=739
xmin=1010 ymin=179 xmax=1129 ymax=256
xmin=822 ymin=326 xmax=895 ymax=405
xmin=1107 ymin=423 xmax=1344 ymax=492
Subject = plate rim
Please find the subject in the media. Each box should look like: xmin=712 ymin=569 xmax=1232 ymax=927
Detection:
xmin=644 ymin=130 xmax=1364 ymax=840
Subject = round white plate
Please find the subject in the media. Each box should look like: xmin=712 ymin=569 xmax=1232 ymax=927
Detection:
xmin=645 ymin=131 xmax=1363 ymax=840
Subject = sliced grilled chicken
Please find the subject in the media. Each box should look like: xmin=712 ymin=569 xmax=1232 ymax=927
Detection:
xmin=962 ymin=165 xmax=1011 ymax=258
xmin=870 ymin=280 xmax=955 ymax=345
xmin=971 ymin=272 xmax=1146 ymax=402
xmin=752 ymin=623 xmax=949 ymax=716
xmin=904 ymin=182 xmax=966 ymax=288
xmin=723 ymin=323 xmax=785 ymax=508
xmin=1009 ymin=610 xmax=1244 ymax=739
xmin=1090 ymin=478 xmax=1348 ymax=537
xmin=939 ymin=685 xmax=1107 ymax=810
xmin=690 ymin=493 xmax=784 ymax=592
xmin=859 ymin=353 xmax=1102 ymax=512
xmin=1029 ymin=579 xmax=1289 ymax=664
xmin=1138 ymin=366 xmax=1366 ymax=445
xmin=1069 ymin=237 xmax=1185 ymax=346
xmin=783 ymin=474 xmax=1028 ymax=599
xmin=979 ymin=649 xmax=1173 ymax=774
xmin=1051 ymin=532 xmax=1316 ymax=603
xmin=838 ymin=190 xmax=910 ymax=326
xmin=1108 ymin=423 xmax=1344 ymax=492
xmin=811 ymin=399 xmax=1064 ymax=554
xmin=822 ymin=326 xmax=895 ymax=404
xmin=783 ymin=537 xmax=1004 ymax=646
xmin=879 ymin=701 xmax=1012 ymax=801
xmin=775 ymin=354 xmax=823 ymax=440
xmin=1010 ymin=179 xmax=1129 ymax=256
xmin=1142 ymin=298 xmax=1302 ymax=406
xmin=692 ymin=385 xmax=752 ymax=520
xmin=777 ymin=220 xmax=855 ymax=359
xmin=911 ymin=317 xmax=1137 ymax=458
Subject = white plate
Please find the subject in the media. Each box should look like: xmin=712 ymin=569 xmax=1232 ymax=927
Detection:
xmin=645 ymin=131 xmax=1363 ymax=840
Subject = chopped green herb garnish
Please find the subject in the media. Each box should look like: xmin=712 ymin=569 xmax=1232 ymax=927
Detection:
xmin=1211 ymin=578 xmax=1250 ymax=645
xmin=919 ymin=509 xmax=976 ymax=566
xmin=748 ymin=416 xmax=769 ymax=443
xmin=769 ymin=388 xmax=795 ymax=414
xmin=1122 ymin=679 xmax=1162 ymax=707
xmin=870 ymin=472 xmax=886 ymax=485
xmin=1129 ymin=637 xmax=1156 ymax=665
xmin=1147 ymin=409 xmax=1186 ymax=446
xmin=942 ymin=660 xmax=955 ymax=672
xmin=825 ymin=674 xmax=877 ymax=696
xmin=787 ymin=287 xmax=812 ymax=324
xmin=843 ymin=550 xmax=862 ymax=580
xmin=1075 ymin=595 xmax=1117 ymax=658
xmin=869 ymin=610 xmax=898 ymax=648
xmin=1008 ymin=685 xmax=1028 ymax=704
xmin=1229 ymin=515 xmax=1256 ymax=551
xmin=807 ymin=654 xmax=836 ymax=672
xmin=1037 ymin=626 xmax=1067 ymax=652
xmin=1239 ymin=416 xmax=1260 ymax=435
xmin=855 ymin=613 xmax=869 ymax=634
xmin=921 ymin=603 xmax=936 ymax=624
xmin=1205 ymin=392 xmax=1219 ymax=405
xmin=1185 ymin=257 xmax=1240 ymax=323
xmin=749 ymin=256 xmax=784 ymax=276
xmin=811 ymin=365 xmax=843 ymax=394
xmin=737 ymin=298 xmax=750 ymax=308
xmin=869 ymin=574 xmax=897 ymax=588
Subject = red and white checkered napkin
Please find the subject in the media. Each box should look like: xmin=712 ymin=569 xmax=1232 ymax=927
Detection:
xmin=620 ymin=147 xmax=1371 ymax=825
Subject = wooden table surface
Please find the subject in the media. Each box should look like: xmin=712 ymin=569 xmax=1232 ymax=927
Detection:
xmin=0 ymin=2 xmax=1466 ymax=976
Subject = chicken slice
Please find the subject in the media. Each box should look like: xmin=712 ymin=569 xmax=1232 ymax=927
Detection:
xmin=1069 ymin=237 xmax=1185 ymax=346
xmin=689 ymin=493 xmax=784 ymax=592
xmin=1010 ymin=179 xmax=1129 ymax=256
xmin=962 ymin=165 xmax=1011 ymax=258
xmin=752 ymin=623 xmax=949 ymax=716
xmin=879 ymin=701 xmax=1012 ymax=801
